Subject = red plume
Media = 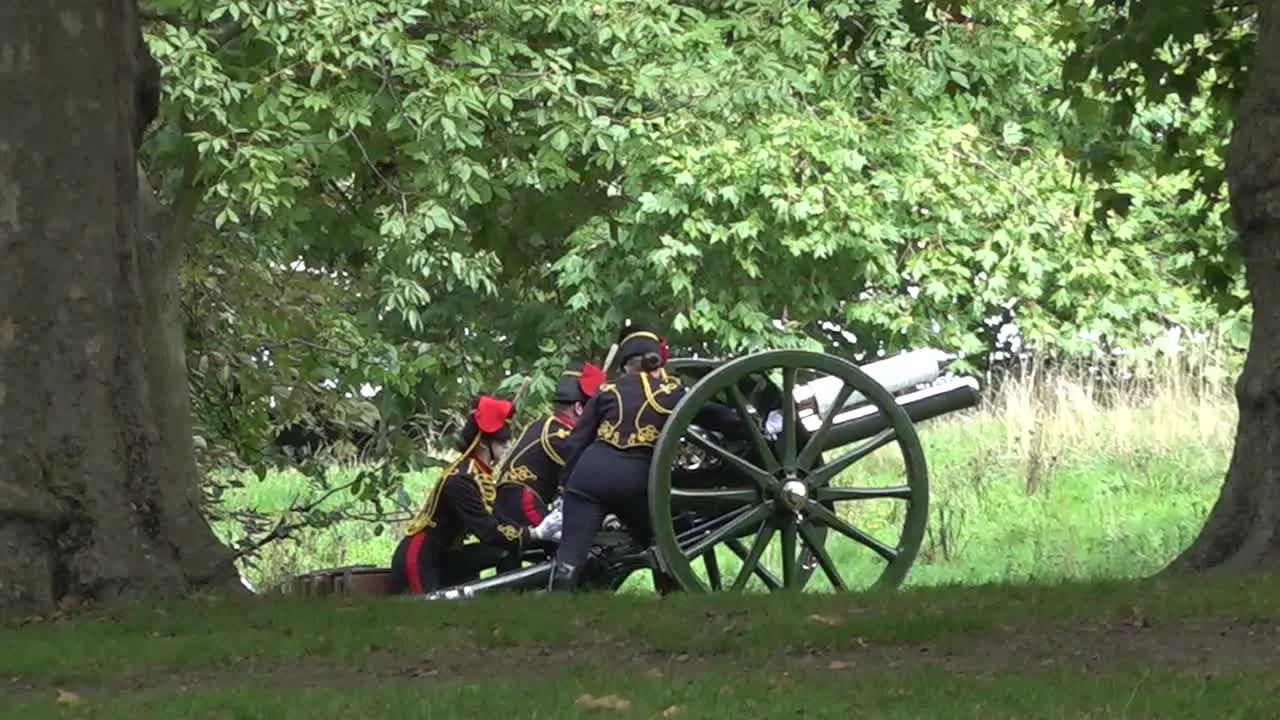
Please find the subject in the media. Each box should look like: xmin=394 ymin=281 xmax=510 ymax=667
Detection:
xmin=578 ymin=361 xmax=606 ymax=398
xmin=659 ymin=337 xmax=670 ymax=365
xmin=473 ymin=395 xmax=513 ymax=434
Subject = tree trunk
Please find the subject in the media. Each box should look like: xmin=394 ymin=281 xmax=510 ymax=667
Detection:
xmin=1164 ymin=2 xmax=1280 ymax=574
xmin=0 ymin=0 xmax=239 ymax=618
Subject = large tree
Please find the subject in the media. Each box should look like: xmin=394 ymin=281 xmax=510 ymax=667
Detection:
xmin=1171 ymin=3 xmax=1280 ymax=571
xmin=0 ymin=0 xmax=238 ymax=617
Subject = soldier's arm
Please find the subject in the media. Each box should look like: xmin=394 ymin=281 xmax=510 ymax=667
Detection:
xmin=544 ymin=420 xmax=575 ymax=469
xmin=558 ymin=392 xmax=607 ymax=486
xmin=693 ymin=400 xmax=746 ymax=435
xmin=444 ymin=476 xmax=528 ymax=550
xmin=680 ymin=384 xmax=748 ymax=437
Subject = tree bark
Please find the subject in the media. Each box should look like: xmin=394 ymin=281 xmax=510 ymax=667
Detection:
xmin=1164 ymin=1 xmax=1280 ymax=574
xmin=0 ymin=0 xmax=239 ymax=618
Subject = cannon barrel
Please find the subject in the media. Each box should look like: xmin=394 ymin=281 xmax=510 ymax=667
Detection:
xmin=812 ymin=376 xmax=980 ymax=453
xmin=794 ymin=348 xmax=951 ymax=420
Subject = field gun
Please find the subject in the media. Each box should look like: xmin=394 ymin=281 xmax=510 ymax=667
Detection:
xmin=399 ymin=348 xmax=981 ymax=599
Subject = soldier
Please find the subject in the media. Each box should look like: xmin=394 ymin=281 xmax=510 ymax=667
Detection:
xmin=546 ymin=321 xmax=746 ymax=593
xmin=390 ymin=393 xmax=563 ymax=594
xmin=493 ymin=360 xmax=607 ymax=530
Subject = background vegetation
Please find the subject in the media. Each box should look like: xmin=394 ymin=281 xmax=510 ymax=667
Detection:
xmin=128 ymin=0 xmax=1255 ymax=582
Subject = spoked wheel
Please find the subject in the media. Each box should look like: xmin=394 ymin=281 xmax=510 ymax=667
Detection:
xmin=662 ymin=357 xmax=825 ymax=591
xmin=649 ymin=349 xmax=930 ymax=593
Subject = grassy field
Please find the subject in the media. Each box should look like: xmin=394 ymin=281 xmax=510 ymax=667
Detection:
xmin=213 ymin=350 xmax=1237 ymax=593
xmin=5 ymin=574 xmax=1280 ymax=717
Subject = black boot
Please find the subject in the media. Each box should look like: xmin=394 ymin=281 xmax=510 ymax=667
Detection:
xmin=546 ymin=561 xmax=578 ymax=592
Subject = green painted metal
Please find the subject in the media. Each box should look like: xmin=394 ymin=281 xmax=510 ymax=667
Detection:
xmin=663 ymin=356 xmax=827 ymax=591
xmin=649 ymin=349 xmax=931 ymax=594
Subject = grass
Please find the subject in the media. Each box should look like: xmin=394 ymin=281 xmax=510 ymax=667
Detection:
xmin=7 ymin=574 xmax=1280 ymax=681
xmin=11 ymin=665 xmax=1280 ymax=719
xmin=6 ymin=573 xmax=1280 ymax=717
xmin=212 ymin=346 xmax=1237 ymax=593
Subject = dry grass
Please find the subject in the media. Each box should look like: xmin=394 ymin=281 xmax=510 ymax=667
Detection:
xmin=985 ymin=346 xmax=1237 ymax=464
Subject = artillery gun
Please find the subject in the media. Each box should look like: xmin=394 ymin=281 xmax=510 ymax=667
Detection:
xmin=405 ymin=347 xmax=981 ymax=599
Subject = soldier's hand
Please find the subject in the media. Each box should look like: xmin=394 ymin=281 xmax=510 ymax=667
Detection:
xmin=531 ymin=505 xmax=564 ymax=541
xmin=764 ymin=410 xmax=783 ymax=439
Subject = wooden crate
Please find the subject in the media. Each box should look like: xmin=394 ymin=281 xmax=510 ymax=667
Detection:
xmin=290 ymin=565 xmax=394 ymax=597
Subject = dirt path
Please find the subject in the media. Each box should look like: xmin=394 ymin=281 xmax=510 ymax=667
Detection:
xmin=7 ymin=615 xmax=1279 ymax=701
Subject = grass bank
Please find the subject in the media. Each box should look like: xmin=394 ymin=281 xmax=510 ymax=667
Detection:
xmin=5 ymin=574 xmax=1280 ymax=717
xmin=212 ymin=349 xmax=1237 ymax=592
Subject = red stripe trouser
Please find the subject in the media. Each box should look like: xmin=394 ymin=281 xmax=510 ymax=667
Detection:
xmin=390 ymin=531 xmax=510 ymax=594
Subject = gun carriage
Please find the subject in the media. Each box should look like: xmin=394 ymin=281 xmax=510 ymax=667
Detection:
xmin=349 ymin=347 xmax=981 ymax=600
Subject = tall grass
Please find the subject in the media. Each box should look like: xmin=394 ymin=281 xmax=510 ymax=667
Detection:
xmin=212 ymin=345 xmax=1240 ymax=591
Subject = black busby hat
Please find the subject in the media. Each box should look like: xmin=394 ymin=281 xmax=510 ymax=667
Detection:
xmin=615 ymin=320 xmax=667 ymax=367
xmin=455 ymin=393 xmax=515 ymax=452
xmin=553 ymin=361 xmax=606 ymax=405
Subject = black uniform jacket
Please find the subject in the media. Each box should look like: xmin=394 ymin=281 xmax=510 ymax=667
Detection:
xmin=412 ymin=457 xmax=528 ymax=551
xmin=558 ymin=368 xmax=743 ymax=485
xmin=493 ymin=413 xmax=576 ymax=504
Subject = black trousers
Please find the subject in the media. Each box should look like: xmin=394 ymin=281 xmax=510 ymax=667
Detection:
xmin=554 ymin=444 xmax=679 ymax=593
xmin=390 ymin=532 xmax=511 ymax=594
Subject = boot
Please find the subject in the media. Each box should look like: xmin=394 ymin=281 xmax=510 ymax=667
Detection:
xmin=546 ymin=561 xmax=578 ymax=592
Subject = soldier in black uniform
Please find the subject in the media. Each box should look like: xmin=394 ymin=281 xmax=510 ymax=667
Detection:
xmin=390 ymin=393 xmax=562 ymax=594
xmin=493 ymin=360 xmax=607 ymax=530
xmin=546 ymin=321 xmax=746 ymax=592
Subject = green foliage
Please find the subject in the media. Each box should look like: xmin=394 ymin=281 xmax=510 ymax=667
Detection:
xmin=1052 ymin=0 xmax=1254 ymax=318
xmin=135 ymin=0 xmax=1250 ymax=555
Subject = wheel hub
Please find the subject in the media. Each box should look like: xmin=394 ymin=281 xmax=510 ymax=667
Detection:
xmin=779 ymin=479 xmax=808 ymax=511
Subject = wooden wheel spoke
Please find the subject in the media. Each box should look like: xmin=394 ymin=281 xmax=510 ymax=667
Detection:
xmin=779 ymin=366 xmax=798 ymax=467
xmin=796 ymin=381 xmax=854 ymax=471
xmin=727 ymin=524 xmax=779 ymax=591
xmin=725 ymin=384 xmax=781 ymax=473
xmin=682 ymin=503 xmax=771 ymax=560
xmin=810 ymin=427 xmax=896 ymax=484
xmin=805 ymin=500 xmax=899 ymax=562
xmin=779 ymin=517 xmax=799 ymax=589
xmin=686 ymin=429 xmax=776 ymax=492
xmin=815 ymin=484 xmax=913 ymax=503
xmin=671 ymin=486 xmax=760 ymax=506
xmin=702 ymin=550 xmax=723 ymax=590
xmin=798 ymin=521 xmax=847 ymax=591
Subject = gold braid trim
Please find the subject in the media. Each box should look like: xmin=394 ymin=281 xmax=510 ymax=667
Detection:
xmin=404 ymin=432 xmax=481 ymax=536
xmin=491 ymin=418 xmax=534 ymax=482
xmin=539 ymin=418 xmax=570 ymax=465
xmin=620 ymin=330 xmax=660 ymax=346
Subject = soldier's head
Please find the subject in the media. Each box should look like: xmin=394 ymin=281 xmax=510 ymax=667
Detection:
xmin=615 ymin=320 xmax=668 ymax=375
xmin=552 ymin=360 xmax=606 ymax=422
xmin=455 ymin=393 xmax=515 ymax=465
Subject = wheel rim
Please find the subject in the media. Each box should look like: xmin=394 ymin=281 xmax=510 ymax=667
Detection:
xmin=662 ymin=357 xmax=826 ymax=591
xmin=648 ymin=349 xmax=930 ymax=593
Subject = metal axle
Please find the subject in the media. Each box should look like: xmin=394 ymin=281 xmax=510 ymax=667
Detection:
xmin=418 ymin=562 xmax=553 ymax=600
